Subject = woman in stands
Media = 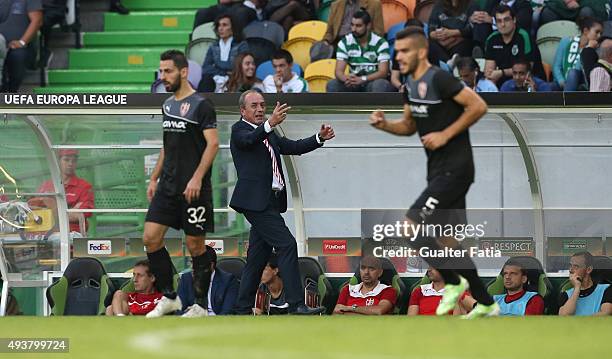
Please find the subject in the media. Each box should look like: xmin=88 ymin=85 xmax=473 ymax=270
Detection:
xmin=198 ymin=14 xmax=248 ymax=92
xmin=552 ymin=16 xmax=602 ymax=91
xmin=427 ymin=0 xmax=478 ymax=70
xmin=224 ymin=52 xmax=264 ymax=92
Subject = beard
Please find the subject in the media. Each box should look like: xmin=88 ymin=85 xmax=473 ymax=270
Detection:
xmin=164 ymin=78 xmax=180 ymax=93
xmin=352 ymin=30 xmax=366 ymax=39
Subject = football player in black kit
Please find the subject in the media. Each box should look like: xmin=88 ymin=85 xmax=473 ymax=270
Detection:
xmin=369 ymin=27 xmax=500 ymax=318
xmin=145 ymin=50 xmax=219 ymax=318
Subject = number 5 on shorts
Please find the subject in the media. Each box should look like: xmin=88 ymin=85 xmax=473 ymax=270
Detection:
xmin=187 ymin=206 xmax=207 ymax=224
xmin=420 ymin=197 xmax=439 ymax=219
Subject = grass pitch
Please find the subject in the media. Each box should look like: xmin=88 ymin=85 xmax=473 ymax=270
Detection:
xmin=0 ymin=316 xmax=609 ymax=359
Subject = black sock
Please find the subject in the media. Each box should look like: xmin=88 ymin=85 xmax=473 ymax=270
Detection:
xmin=192 ymin=252 xmax=212 ymax=308
xmin=147 ymin=247 xmax=175 ymax=294
xmin=454 ymin=256 xmax=494 ymax=305
xmin=410 ymin=234 xmax=461 ymax=285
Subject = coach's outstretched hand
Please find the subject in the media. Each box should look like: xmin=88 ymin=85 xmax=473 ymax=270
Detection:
xmin=268 ymin=102 xmax=291 ymax=127
xmin=319 ymin=124 xmax=335 ymax=141
xmin=369 ymin=110 xmax=387 ymax=130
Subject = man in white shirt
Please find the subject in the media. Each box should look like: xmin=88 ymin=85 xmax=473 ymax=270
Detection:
xmin=262 ymin=49 xmax=309 ymax=93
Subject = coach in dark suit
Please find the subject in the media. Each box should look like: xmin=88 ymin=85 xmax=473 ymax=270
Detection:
xmin=230 ymin=90 xmax=335 ymax=314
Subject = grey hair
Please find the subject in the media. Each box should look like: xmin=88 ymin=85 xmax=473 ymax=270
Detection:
xmin=598 ymin=39 xmax=612 ymax=60
xmin=238 ymin=89 xmax=262 ymax=108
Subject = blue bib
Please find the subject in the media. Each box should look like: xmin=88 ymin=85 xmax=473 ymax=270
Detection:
xmin=565 ymin=283 xmax=610 ymax=316
xmin=494 ymin=291 xmax=538 ymax=316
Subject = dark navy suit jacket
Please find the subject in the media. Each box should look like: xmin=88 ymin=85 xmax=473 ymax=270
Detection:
xmin=177 ymin=268 xmax=238 ymax=315
xmin=229 ymin=119 xmax=321 ymax=213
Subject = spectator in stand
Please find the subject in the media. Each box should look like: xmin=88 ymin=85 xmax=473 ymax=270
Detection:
xmin=193 ymin=0 xmax=259 ymax=34
xmin=587 ymin=37 xmax=612 ymax=91
xmin=262 ymin=49 xmax=309 ymax=92
xmin=198 ymin=15 xmax=248 ymax=92
xmin=265 ymin=0 xmax=316 ymax=34
xmin=28 ymin=149 xmax=94 ymax=235
xmin=414 ymin=0 xmax=435 ymax=33
xmin=0 ymin=0 xmax=42 ymax=92
xmin=176 ymin=246 xmax=239 ymax=316
xmin=326 ymin=9 xmax=394 ymax=92
xmin=559 ymin=251 xmax=612 ymax=316
xmin=474 ymin=259 xmax=545 ymax=315
xmin=456 ymin=56 xmax=499 ymax=92
xmin=471 ymin=0 xmax=533 ymax=53
xmin=484 ymin=5 xmax=536 ymax=86
xmin=408 ymin=267 xmax=472 ymax=315
xmin=427 ymin=0 xmax=477 ymax=69
xmin=500 ymin=58 xmax=555 ymax=91
xmin=553 ymin=16 xmax=602 ymax=91
xmin=540 ymin=0 xmax=609 ymax=24
xmin=223 ymin=52 xmax=264 ymax=92
xmin=106 ymin=260 xmax=163 ymax=316
xmin=322 ymin=0 xmax=384 ymax=46
xmin=333 ymin=256 xmax=397 ymax=315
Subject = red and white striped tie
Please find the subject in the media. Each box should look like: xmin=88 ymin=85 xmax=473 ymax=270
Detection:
xmin=263 ymin=138 xmax=284 ymax=189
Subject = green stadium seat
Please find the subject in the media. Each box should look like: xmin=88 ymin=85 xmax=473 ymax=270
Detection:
xmin=192 ymin=23 xmax=216 ymax=41
xmin=486 ymin=256 xmax=555 ymax=313
xmin=536 ymin=21 xmax=579 ymax=66
xmin=298 ymin=257 xmax=337 ymax=314
xmin=84 ymin=31 xmax=190 ymax=47
xmin=185 ymin=38 xmax=215 ymax=66
xmin=347 ymin=257 xmax=406 ymax=313
xmin=122 ymin=0 xmax=215 ymax=11
xmin=104 ymin=11 xmax=195 ymax=32
xmin=46 ymin=258 xmax=114 ymax=316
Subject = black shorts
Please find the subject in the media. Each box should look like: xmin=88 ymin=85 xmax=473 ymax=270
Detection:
xmin=145 ymin=191 xmax=214 ymax=236
xmin=406 ymin=173 xmax=471 ymax=227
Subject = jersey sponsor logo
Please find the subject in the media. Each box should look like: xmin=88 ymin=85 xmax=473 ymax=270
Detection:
xmin=418 ymin=81 xmax=428 ymax=98
xmin=411 ymin=104 xmax=429 ymax=115
xmin=88 ymin=240 xmax=112 ymax=255
xmin=180 ymin=102 xmax=191 ymax=117
xmin=162 ymin=120 xmax=187 ymax=129
xmin=322 ymin=239 xmax=347 ymax=254
xmin=205 ymin=239 xmax=224 ymax=255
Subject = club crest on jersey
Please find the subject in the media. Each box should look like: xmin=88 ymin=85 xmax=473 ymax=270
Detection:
xmin=365 ymin=298 xmax=375 ymax=306
xmin=511 ymin=44 xmax=519 ymax=56
xmin=180 ymin=102 xmax=191 ymax=117
xmin=418 ymin=81 xmax=428 ymax=98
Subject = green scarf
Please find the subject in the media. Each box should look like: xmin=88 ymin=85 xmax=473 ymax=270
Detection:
xmin=562 ymin=36 xmax=581 ymax=78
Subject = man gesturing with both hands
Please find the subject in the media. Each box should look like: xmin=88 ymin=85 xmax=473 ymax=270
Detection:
xmin=230 ymin=90 xmax=334 ymax=315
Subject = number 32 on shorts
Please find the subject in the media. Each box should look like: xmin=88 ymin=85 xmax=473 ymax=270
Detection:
xmin=187 ymin=206 xmax=207 ymax=224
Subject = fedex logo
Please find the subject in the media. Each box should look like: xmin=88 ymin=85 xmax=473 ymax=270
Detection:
xmin=205 ymin=239 xmax=224 ymax=255
xmin=163 ymin=120 xmax=187 ymax=129
xmin=88 ymin=240 xmax=112 ymax=255
xmin=322 ymin=240 xmax=347 ymax=255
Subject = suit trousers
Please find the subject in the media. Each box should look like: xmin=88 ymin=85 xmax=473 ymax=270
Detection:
xmin=235 ymin=191 xmax=302 ymax=313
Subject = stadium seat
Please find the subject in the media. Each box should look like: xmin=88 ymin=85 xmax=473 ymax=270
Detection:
xmin=246 ymin=37 xmax=278 ymax=65
xmin=381 ymin=0 xmax=413 ymax=33
xmin=298 ymin=257 xmax=337 ymax=314
xmin=542 ymin=62 xmax=552 ymax=82
xmin=283 ymin=37 xmax=316 ymax=70
xmin=217 ymin=257 xmax=247 ymax=280
xmin=348 ymin=257 xmax=406 ymax=313
xmin=256 ymin=60 xmax=303 ymax=80
xmin=192 ymin=22 xmax=216 ymax=40
xmin=304 ymin=59 xmax=347 ymax=92
xmin=46 ymin=257 xmax=114 ymax=316
xmin=486 ymin=256 xmax=555 ymax=313
xmin=244 ymin=21 xmax=285 ymax=48
xmin=288 ymin=20 xmax=328 ymax=41
xmin=536 ymin=21 xmax=579 ymax=66
xmin=185 ymin=37 xmax=215 ymax=66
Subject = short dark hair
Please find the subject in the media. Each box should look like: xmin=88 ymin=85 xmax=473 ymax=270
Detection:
xmin=404 ymin=18 xmax=424 ymax=28
xmin=214 ymin=14 xmax=243 ymax=42
xmin=456 ymin=56 xmax=480 ymax=72
xmin=572 ymin=251 xmax=594 ymax=268
xmin=503 ymin=258 xmax=527 ymax=276
xmin=353 ymin=8 xmax=372 ymax=25
xmin=577 ymin=16 xmax=603 ymax=33
xmin=493 ymin=4 xmax=515 ymax=18
xmin=160 ymin=49 xmax=188 ymax=69
xmin=512 ymin=57 xmax=531 ymax=71
xmin=205 ymin=245 xmax=217 ymax=264
xmin=272 ymin=49 xmax=293 ymax=65
xmin=395 ymin=26 xmax=427 ymax=42
xmin=134 ymin=259 xmax=153 ymax=276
